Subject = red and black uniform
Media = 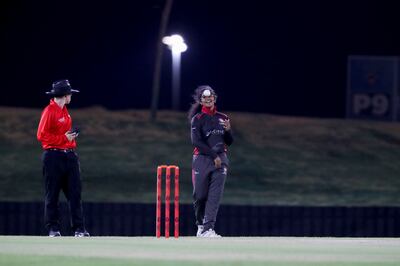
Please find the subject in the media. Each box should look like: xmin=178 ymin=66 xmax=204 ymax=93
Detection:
xmin=37 ymin=99 xmax=86 ymax=233
xmin=191 ymin=106 xmax=233 ymax=232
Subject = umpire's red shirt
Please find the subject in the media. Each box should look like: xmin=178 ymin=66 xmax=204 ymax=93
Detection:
xmin=37 ymin=99 xmax=76 ymax=149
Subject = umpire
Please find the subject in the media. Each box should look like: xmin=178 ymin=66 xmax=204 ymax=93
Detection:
xmin=37 ymin=79 xmax=89 ymax=237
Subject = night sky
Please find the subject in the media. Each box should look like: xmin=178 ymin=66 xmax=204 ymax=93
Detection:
xmin=1 ymin=0 xmax=400 ymax=117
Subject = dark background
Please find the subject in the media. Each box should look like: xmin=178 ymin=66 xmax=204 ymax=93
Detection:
xmin=1 ymin=0 xmax=400 ymax=117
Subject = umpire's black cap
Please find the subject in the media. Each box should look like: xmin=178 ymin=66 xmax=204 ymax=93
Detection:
xmin=46 ymin=79 xmax=80 ymax=97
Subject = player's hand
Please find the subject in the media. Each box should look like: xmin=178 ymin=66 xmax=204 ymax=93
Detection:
xmin=65 ymin=131 xmax=78 ymax=142
xmin=214 ymin=156 xmax=222 ymax=168
xmin=219 ymin=119 xmax=231 ymax=131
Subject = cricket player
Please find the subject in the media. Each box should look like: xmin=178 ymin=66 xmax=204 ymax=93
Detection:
xmin=188 ymin=85 xmax=234 ymax=237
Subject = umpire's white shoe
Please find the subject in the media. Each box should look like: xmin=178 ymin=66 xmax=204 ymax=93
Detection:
xmin=74 ymin=229 xmax=90 ymax=237
xmin=198 ymin=229 xmax=221 ymax=238
xmin=48 ymin=230 xmax=61 ymax=237
xmin=196 ymin=225 xmax=204 ymax=237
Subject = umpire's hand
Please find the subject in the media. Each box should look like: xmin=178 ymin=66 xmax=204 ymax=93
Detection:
xmin=65 ymin=131 xmax=78 ymax=142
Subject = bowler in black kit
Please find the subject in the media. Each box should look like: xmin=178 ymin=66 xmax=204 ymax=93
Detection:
xmin=188 ymin=85 xmax=234 ymax=237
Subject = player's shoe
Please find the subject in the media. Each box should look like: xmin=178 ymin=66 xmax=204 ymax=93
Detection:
xmin=74 ymin=229 xmax=90 ymax=237
xmin=196 ymin=225 xmax=204 ymax=237
xmin=49 ymin=230 xmax=61 ymax=237
xmin=198 ymin=229 xmax=221 ymax=238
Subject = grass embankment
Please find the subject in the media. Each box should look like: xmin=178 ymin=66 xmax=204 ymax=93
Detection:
xmin=0 ymin=106 xmax=400 ymax=205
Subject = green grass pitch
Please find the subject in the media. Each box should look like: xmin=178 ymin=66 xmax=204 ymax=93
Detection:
xmin=0 ymin=236 xmax=399 ymax=266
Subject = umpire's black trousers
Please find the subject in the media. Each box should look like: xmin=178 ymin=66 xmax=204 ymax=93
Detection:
xmin=42 ymin=149 xmax=85 ymax=232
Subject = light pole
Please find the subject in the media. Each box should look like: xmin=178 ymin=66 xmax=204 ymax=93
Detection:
xmin=162 ymin=34 xmax=187 ymax=110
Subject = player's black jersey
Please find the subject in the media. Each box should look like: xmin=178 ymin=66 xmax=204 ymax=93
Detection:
xmin=191 ymin=111 xmax=233 ymax=159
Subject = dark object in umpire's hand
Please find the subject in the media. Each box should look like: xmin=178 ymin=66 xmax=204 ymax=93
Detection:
xmin=70 ymin=127 xmax=80 ymax=134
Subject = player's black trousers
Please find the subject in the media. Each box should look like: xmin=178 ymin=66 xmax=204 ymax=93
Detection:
xmin=42 ymin=150 xmax=85 ymax=232
xmin=192 ymin=153 xmax=229 ymax=232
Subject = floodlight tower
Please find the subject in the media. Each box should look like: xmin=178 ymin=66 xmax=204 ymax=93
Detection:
xmin=162 ymin=34 xmax=188 ymax=110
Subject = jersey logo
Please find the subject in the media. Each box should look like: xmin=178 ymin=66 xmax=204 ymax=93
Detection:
xmin=222 ymin=167 xmax=227 ymax=175
xmin=205 ymin=129 xmax=224 ymax=137
xmin=58 ymin=117 xmax=65 ymax=123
